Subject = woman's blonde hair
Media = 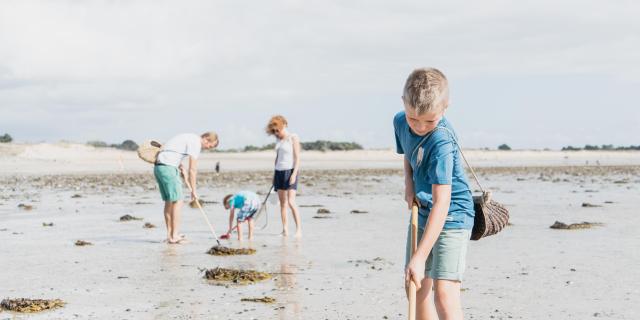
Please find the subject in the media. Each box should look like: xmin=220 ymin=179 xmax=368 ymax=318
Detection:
xmin=265 ymin=115 xmax=288 ymax=135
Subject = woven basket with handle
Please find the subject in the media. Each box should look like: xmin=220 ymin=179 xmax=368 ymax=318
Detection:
xmin=447 ymin=130 xmax=510 ymax=240
xmin=137 ymin=140 xmax=163 ymax=164
xmin=471 ymin=190 xmax=510 ymax=240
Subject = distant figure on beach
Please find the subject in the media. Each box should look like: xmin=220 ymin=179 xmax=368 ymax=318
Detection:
xmin=215 ymin=161 xmax=220 ymax=174
xmin=222 ymin=191 xmax=261 ymax=241
xmin=154 ymin=132 xmax=218 ymax=244
xmin=266 ymin=115 xmax=302 ymax=237
xmin=395 ymin=68 xmax=475 ymax=319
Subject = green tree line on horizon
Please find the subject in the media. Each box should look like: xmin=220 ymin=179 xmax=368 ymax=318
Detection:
xmin=84 ymin=139 xmax=363 ymax=152
xmin=562 ymin=144 xmax=640 ymax=151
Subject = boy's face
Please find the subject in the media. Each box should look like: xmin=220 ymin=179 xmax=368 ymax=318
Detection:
xmin=403 ymin=103 xmax=444 ymax=136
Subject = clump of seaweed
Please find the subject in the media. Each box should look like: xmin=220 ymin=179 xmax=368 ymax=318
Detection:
xmin=316 ymin=208 xmax=331 ymax=214
xmin=119 ymin=214 xmax=142 ymax=221
xmin=189 ymin=199 xmax=205 ymax=208
xmin=203 ymin=267 xmax=271 ymax=285
xmin=75 ymin=240 xmax=92 ymax=246
xmin=0 ymin=298 xmax=65 ymax=313
xmin=350 ymin=209 xmax=368 ymax=214
xmin=241 ymin=296 xmax=276 ymax=303
xmin=143 ymin=222 xmax=156 ymax=229
xmin=581 ymin=202 xmax=602 ymax=208
xmin=18 ymin=204 xmax=34 ymax=211
xmin=42 ymin=222 xmax=54 ymax=227
xmin=550 ymin=221 xmax=604 ymax=230
xmin=207 ymin=246 xmax=256 ymax=256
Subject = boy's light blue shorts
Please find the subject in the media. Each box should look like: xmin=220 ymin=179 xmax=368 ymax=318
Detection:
xmin=405 ymin=225 xmax=471 ymax=282
xmin=154 ymin=164 xmax=183 ymax=202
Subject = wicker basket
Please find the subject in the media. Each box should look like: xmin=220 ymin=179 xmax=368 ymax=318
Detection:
xmin=471 ymin=191 xmax=510 ymax=240
xmin=137 ymin=140 xmax=162 ymax=164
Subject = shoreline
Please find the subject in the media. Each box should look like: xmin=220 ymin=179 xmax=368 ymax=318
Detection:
xmin=2 ymin=142 xmax=640 ymax=177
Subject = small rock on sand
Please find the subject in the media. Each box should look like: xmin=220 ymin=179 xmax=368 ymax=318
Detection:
xmin=71 ymin=194 xmax=82 ymax=198
xmin=143 ymin=222 xmax=156 ymax=228
xmin=350 ymin=210 xmax=368 ymax=214
xmin=316 ymin=208 xmax=331 ymax=214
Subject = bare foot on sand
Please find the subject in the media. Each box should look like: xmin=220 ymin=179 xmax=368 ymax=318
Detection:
xmin=166 ymin=234 xmax=187 ymax=244
xmin=168 ymin=237 xmax=189 ymax=244
xmin=295 ymin=230 xmax=302 ymax=238
xmin=280 ymin=230 xmax=289 ymax=237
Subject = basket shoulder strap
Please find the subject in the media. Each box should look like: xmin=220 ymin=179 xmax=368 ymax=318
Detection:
xmin=434 ymin=127 xmax=486 ymax=193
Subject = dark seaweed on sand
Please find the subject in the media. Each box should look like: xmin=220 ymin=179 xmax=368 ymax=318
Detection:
xmin=549 ymin=221 xmax=603 ymax=230
xmin=1 ymin=298 xmax=65 ymax=313
xmin=119 ymin=214 xmax=142 ymax=221
xmin=241 ymin=296 xmax=276 ymax=303
xmin=75 ymin=240 xmax=92 ymax=246
xmin=207 ymin=246 xmax=256 ymax=256
xmin=203 ymin=267 xmax=271 ymax=284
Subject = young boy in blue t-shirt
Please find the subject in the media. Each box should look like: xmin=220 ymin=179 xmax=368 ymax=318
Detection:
xmin=222 ymin=191 xmax=261 ymax=241
xmin=394 ymin=68 xmax=475 ymax=319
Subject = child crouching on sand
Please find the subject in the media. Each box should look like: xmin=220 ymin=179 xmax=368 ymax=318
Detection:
xmin=223 ymin=191 xmax=261 ymax=241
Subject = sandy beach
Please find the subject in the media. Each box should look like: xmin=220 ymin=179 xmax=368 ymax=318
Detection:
xmin=1 ymin=144 xmax=639 ymax=319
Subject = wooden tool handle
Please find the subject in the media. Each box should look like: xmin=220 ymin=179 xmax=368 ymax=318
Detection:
xmin=408 ymin=202 xmax=419 ymax=320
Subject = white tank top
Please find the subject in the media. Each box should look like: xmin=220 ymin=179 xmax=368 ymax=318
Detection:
xmin=275 ymin=134 xmax=297 ymax=171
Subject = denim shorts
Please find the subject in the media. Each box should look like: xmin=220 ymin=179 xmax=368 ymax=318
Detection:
xmin=273 ymin=169 xmax=298 ymax=191
xmin=405 ymin=226 xmax=471 ymax=282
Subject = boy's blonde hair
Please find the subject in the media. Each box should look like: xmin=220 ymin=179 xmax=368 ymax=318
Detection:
xmin=201 ymin=131 xmax=219 ymax=144
xmin=223 ymin=194 xmax=233 ymax=208
xmin=402 ymin=68 xmax=449 ymax=114
xmin=265 ymin=115 xmax=288 ymax=135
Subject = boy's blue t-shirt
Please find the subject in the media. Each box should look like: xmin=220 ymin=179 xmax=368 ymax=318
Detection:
xmin=393 ymin=111 xmax=475 ymax=230
xmin=230 ymin=191 xmax=258 ymax=209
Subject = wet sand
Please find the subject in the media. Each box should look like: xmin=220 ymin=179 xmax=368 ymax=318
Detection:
xmin=1 ymin=148 xmax=640 ymax=319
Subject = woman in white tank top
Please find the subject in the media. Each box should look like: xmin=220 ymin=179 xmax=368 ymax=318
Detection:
xmin=266 ymin=115 xmax=302 ymax=237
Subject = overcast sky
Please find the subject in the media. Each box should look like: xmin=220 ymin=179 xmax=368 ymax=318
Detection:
xmin=1 ymin=0 xmax=639 ymax=149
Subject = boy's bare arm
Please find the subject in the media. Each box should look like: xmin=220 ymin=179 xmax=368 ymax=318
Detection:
xmin=228 ymin=208 xmax=235 ymax=232
xmin=414 ymin=184 xmax=451 ymax=259
xmin=188 ymin=156 xmax=198 ymax=199
xmin=403 ymin=156 xmax=414 ymax=209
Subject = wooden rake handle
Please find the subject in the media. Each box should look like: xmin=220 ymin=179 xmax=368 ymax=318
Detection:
xmin=408 ymin=202 xmax=419 ymax=320
xmin=182 ymin=177 xmax=221 ymax=245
